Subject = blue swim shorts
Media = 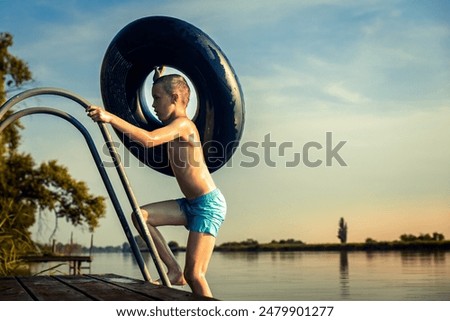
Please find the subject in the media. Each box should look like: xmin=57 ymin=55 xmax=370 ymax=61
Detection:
xmin=176 ymin=189 xmax=227 ymax=237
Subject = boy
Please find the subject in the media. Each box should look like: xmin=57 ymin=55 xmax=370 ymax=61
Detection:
xmin=87 ymin=68 xmax=226 ymax=297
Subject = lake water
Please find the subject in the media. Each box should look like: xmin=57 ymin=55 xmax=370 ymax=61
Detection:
xmin=57 ymin=250 xmax=450 ymax=301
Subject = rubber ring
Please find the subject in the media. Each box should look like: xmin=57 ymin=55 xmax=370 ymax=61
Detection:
xmin=100 ymin=16 xmax=245 ymax=176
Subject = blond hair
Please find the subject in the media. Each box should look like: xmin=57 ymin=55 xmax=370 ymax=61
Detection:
xmin=154 ymin=74 xmax=191 ymax=106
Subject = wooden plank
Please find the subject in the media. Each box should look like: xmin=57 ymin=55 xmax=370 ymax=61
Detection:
xmin=53 ymin=274 xmax=158 ymax=301
xmin=89 ymin=274 xmax=215 ymax=301
xmin=18 ymin=276 xmax=91 ymax=301
xmin=0 ymin=277 xmax=33 ymax=301
xmin=0 ymin=274 xmax=218 ymax=301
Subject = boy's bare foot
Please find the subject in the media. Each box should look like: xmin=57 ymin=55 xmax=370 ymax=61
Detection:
xmin=152 ymin=271 xmax=187 ymax=286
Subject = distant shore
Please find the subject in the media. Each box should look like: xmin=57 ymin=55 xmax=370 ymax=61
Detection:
xmin=84 ymin=239 xmax=450 ymax=253
xmin=213 ymin=240 xmax=450 ymax=252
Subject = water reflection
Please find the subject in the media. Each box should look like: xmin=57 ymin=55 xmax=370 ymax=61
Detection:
xmin=278 ymin=252 xmax=298 ymax=261
xmin=88 ymin=251 xmax=450 ymax=300
xmin=400 ymin=251 xmax=446 ymax=266
xmin=339 ymin=251 xmax=350 ymax=298
xmin=365 ymin=250 xmax=375 ymax=261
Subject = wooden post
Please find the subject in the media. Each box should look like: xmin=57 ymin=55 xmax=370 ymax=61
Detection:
xmin=70 ymin=232 xmax=73 ymax=255
xmin=89 ymin=234 xmax=94 ymax=256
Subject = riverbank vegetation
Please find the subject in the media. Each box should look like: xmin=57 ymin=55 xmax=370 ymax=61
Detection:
xmin=215 ymin=234 xmax=449 ymax=252
xmin=76 ymin=233 xmax=449 ymax=253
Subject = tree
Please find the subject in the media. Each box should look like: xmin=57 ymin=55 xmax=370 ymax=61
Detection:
xmin=432 ymin=232 xmax=444 ymax=241
xmin=0 ymin=33 xmax=32 ymax=158
xmin=400 ymin=232 xmax=445 ymax=242
xmin=0 ymin=32 xmax=106 ymax=275
xmin=399 ymin=234 xmax=416 ymax=242
xmin=337 ymin=217 xmax=348 ymax=244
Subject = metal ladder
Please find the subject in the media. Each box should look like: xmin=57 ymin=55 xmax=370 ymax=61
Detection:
xmin=0 ymin=87 xmax=171 ymax=286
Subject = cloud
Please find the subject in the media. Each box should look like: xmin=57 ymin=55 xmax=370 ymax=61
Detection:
xmin=324 ymin=83 xmax=370 ymax=104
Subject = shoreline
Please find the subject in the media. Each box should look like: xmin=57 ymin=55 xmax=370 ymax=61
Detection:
xmin=213 ymin=240 xmax=450 ymax=252
xmin=83 ymin=240 xmax=450 ymax=254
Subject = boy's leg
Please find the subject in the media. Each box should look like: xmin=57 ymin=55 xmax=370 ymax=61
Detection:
xmin=132 ymin=200 xmax=187 ymax=285
xmin=184 ymin=231 xmax=216 ymax=297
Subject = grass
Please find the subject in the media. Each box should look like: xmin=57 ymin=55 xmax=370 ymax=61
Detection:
xmin=0 ymin=203 xmax=37 ymax=276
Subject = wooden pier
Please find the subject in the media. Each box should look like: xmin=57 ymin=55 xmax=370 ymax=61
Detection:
xmin=22 ymin=255 xmax=92 ymax=275
xmin=0 ymin=274 xmax=214 ymax=301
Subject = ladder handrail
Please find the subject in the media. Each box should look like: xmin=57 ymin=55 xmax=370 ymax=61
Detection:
xmin=0 ymin=88 xmax=171 ymax=286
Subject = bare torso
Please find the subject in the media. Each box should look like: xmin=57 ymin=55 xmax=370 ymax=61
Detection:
xmin=168 ymin=121 xmax=216 ymax=200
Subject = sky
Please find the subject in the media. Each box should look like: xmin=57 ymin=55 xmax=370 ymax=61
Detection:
xmin=1 ymin=0 xmax=449 ymax=247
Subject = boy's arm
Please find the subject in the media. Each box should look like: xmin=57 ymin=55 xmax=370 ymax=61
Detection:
xmin=87 ymin=105 xmax=191 ymax=147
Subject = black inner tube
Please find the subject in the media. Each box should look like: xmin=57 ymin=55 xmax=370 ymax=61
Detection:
xmin=100 ymin=16 xmax=245 ymax=176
